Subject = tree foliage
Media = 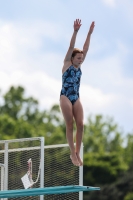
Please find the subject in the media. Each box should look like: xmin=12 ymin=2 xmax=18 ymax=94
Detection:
xmin=124 ymin=192 xmax=133 ymax=200
xmin=84 ymin=115 xmax=124 ymax=154
xmin=0 ymin=86 xmax=66 ymax=145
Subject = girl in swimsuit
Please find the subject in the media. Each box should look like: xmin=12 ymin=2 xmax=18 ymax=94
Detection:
xmin=60 ymin=19 xmax=95 ymax=166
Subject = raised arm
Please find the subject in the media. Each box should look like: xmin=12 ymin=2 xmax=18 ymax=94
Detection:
xmin=82 ymin=21 xmax=95 ymax=61
xmin=64 ymin=19 xmax=82 ymax=62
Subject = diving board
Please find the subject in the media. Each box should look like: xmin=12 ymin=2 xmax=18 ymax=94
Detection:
xmin=0 ymin=185 xmax=100 ymax=198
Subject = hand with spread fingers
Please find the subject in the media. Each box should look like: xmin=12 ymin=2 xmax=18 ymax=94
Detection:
xmin=74 ymin=19 xmax=82 ymax=32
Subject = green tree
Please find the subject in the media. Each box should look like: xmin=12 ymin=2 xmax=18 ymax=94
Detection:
xmin=84 ymin=115 xmax=124 ymax=153
xmin=0 ymin=86 xmax=39 ymax=120
xmin=83 ymin=115 xmax=127 ymax=186
xmin=124 ymin=192 xmax=133 ymax=200
xmin=86 ymin=169 xmax=133 ymax=200
xmin=0 ymin=86 xmax=66 ymax=144
xmin=124 ymin=134 xmax=133 ymax=167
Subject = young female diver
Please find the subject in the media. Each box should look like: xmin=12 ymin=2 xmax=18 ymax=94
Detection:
xmin=60 ymin=19 xmax=95 ymax=166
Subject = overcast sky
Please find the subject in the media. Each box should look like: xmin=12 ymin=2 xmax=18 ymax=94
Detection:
xmin=0 ymin=0 xmax=133 ymax=134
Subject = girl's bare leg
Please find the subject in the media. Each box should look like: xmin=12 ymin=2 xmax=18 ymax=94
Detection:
xmin=60 ymin=95 xmax=80 ymax=166
xmin=73 ymin=98 xmax=84 ymax=165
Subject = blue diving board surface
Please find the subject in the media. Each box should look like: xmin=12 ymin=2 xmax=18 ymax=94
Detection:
xmin=0 ymin=185 xmax=100 ymax=198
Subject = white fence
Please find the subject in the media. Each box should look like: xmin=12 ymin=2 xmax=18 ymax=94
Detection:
xmin=0 ymin=137 xmax=83 ymax=200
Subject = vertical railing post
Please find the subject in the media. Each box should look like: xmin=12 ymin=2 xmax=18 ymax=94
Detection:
xmin=4 ymin=141 xmax=8 ymax=200
xmin=79 ymin=142 xmax=83 ymax=200
xmin=0 ymin=164 xmax=5 ymax=190
xmin=40 ymin=137 xmax=44 ymax=200
xmin=0 ymin=163 xmax=5 ymax=200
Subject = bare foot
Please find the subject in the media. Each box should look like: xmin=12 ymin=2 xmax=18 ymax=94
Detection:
xmin=76 ymin=153 xmax=83 ymax=166
xmin=70 ymin=154 xmax=80 ymax=166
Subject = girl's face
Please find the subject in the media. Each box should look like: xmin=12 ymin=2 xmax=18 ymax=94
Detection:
xmin=72 ymin=53 xmax=83 ymax=67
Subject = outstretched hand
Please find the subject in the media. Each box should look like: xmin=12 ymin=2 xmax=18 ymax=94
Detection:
xmin=89 ymin=21 xmax=95 ymax=34
xmin=74 ymin=19 xmax=82 ymax=31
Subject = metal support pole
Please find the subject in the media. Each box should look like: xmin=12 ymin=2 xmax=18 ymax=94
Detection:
xmin=4 ymin=142 xmax=8 ymax=200
xmin=40 ymin=137 xmax=44 ymax=200
xmin=0 ymin=164 xmax=5 ymax=191
xmin=0 ymin=163 xmax=5 ymax=200
xmin=79 ymin=143 xmax=83 ymax=200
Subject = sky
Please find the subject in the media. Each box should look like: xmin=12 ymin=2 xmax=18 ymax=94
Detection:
xmin=0 ymin=0 xmax=133 ymax=135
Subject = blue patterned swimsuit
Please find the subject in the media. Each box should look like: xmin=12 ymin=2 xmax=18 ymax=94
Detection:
xmin=60 ymin=65 xmax=82 ymax=105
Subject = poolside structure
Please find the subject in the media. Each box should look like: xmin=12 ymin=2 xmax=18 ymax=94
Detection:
xmin=0 ymin=137 xmax=100 ymax=200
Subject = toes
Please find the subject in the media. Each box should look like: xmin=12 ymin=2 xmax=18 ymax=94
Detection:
xmin=70 ymin=155 xmax=80 ymax=166
xmin=76 ymin=153 xmax=83 ymax=166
